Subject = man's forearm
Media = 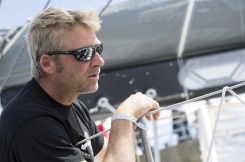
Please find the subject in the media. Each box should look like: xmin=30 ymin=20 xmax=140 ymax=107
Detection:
xmin=103 ymin=120 xmax=136 ymax=162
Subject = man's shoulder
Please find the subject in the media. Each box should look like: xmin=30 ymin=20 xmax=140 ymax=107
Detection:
xmin=1 ymin=105 xmax=57 ymax=139
xmin=0 ymin=116 xmax=76 ymax=162
xmin=0 ymin=96 xmax=65 ymax=143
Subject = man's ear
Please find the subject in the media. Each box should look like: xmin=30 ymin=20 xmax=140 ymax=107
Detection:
xmin=39 ymin=54 xmax=55 ymax=74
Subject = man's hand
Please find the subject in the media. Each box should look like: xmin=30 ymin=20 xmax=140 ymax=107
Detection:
xmin=102 ymin=92 xmax=160 ymax=162
xmin=114 ymin=92 xmax=160 ymax=121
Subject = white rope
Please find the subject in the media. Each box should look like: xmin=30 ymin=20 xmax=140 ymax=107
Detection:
xmin=146 ymin=81 xmax=245 ymax=116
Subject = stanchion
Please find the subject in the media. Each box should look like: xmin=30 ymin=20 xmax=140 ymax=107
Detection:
xmin=138 ymin=117 xmax=154 ymax=162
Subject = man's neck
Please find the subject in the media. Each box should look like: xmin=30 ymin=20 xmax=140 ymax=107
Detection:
xmin=35 ymin=77 xmax=76 ymax=106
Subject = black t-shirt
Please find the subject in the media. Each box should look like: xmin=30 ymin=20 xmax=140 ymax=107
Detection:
xmin=0 ymin=78 xmax=104 ymax=162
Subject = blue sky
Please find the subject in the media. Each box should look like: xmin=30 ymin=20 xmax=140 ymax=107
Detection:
xmin=0 ymin=0 xmax=124 ymax=29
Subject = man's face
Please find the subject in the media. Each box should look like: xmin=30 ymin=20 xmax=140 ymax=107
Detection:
xmin=52 ymin=25 xmax=104 ymax=95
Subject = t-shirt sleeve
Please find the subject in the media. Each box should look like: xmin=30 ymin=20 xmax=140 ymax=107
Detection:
xmin=10 ymin=116 xmax=84 ymax=162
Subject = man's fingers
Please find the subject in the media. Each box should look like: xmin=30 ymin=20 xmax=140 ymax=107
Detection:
xmin=145 ymin=115 xmax=152 ymax=121
xmin=145 ymin=112 xmax=160 ymax=121
xmin=153 ymin=112 xmax=160 ymax=121
xmin=116 ymin=92 xmax=161 ymax=120
xmin=147 ymin=99 xmax=160 ymax=121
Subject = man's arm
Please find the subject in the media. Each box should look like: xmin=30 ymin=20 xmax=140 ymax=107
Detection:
xmin=94 ymin=137 xmax=108 ymax=162
xmin=85 ymin=92 xmax=159 ymax=162
xmin=103 ymin=119 xmax=136 ymax=161
xmin=102 ymin=92 xmax=160 ymax=162
xmin=81 ymin=138 xmax=108 ymax=162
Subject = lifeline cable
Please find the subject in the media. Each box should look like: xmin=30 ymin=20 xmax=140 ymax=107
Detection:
xmin=146 ymin=81 xmax=245 ymax=116
xmin=76 ymin=82 xmax=245 ymax=162
xmin=76 ymin=81 xmax=245 ymax=147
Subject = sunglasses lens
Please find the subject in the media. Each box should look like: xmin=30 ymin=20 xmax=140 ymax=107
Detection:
xmin=74 ymin=44 xmax=103 ymax=61
xmin=96 ymin=44 xmax=103 ymax=55
xmin=76 ymin=48 xmax=87 ymax=60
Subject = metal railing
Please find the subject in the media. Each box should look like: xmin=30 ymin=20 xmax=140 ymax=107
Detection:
xmin=78 ymin=81 xmax=245 ymax=162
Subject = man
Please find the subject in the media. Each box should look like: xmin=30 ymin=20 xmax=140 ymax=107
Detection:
xmin=0 ymin=6 xmax=160 ymax=162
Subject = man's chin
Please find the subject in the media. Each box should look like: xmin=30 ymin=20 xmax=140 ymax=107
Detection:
xmin=79 ymin=86 xmax=99 ymax=95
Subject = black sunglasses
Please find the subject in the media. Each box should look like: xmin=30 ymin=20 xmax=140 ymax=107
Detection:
xmin=47 ymin=43 xmax=103 ymax=61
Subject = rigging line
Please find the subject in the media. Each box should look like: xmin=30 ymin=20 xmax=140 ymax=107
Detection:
xmin=0 ymin=43 xmax=27 ymax=94
xmin=228 ymin=89 xmax=245 ymax=105
xmin=99 ymin=0 xmax=113 ymax=17
xmin=177 ymin=58 xmax=189 ymax=100
xmin=0 ymin=0 xmax=51 ymax=93
xmin=205 ymin=88 xmax=245 ymax=162
xmin=43 ymin=0 xmax=51 ymax=10
xmin=177 ymin=0 xmax=195 ymax=58
xmin=76 ymin=81 xmax=245 ymax=145
xmin=146 ymin=81 xmax=245 ymax=116
xmin=176 ymin=0 xmax=196 ymax=100
xmin=238 ymin=0 xmax=245 ymax=41
xmin=0 ymin=0 xmax=51 ymax=95
xmin=206 ymin=86 xmax=227 ymax=162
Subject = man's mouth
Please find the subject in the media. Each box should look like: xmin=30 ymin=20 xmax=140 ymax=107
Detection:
xmin=88 ymin=69 xmax=100 ymax=79
xmin=88 ymin=73 xmax=99 ymax=80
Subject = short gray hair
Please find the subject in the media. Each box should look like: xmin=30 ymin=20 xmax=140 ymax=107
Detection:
xmin=26 ymin=6 xmax=101 ymax=78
